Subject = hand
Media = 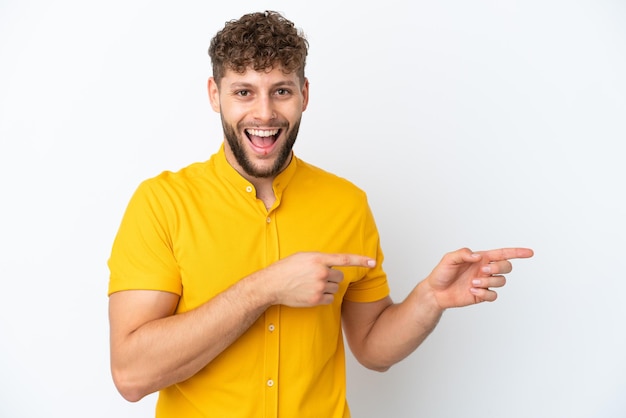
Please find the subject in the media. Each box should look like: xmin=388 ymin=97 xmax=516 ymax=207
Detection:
xmin=424 ymin=247 xmax=534 ymax=309
xmin=261 ymin=252 xmax=375 ymax=307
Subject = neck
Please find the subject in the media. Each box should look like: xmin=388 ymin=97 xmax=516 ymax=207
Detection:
xmin=222 ymin=142 xmax=289 ymax=209
xmin=237 ymin=167 xmax=277 ymax=211
xmin=241 ymin=171 xmax=276 ymax=208
xmin=255 ymin=182 xmax=276 ymax=211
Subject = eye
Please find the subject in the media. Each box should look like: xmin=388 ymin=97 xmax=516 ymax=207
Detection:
xmin=276 ymin=88 xmax=290 ymax=96
xmin=236 ymin=90 xmax=250 ymax=97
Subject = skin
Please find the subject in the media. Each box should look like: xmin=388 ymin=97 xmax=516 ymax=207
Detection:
xmin=208 ymin=66 xmax=309 ymax=208
xmin=108 ymin=66 xmax=534 ymax=402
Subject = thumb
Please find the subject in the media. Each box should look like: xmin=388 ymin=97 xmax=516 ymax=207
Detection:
xmin=447 ymin=248 xmax=482 ymax=265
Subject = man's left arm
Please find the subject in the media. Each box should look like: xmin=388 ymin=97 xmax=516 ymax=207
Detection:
xmin=341 ymin=247 xmax=534 ymax=371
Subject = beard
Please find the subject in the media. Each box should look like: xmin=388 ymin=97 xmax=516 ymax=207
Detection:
xmin=222 ymin=114 xmax=301 ymax=179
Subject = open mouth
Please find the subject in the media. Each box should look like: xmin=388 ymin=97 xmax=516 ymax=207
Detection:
xmin=245 ymin=128 xmax=281 ymax=152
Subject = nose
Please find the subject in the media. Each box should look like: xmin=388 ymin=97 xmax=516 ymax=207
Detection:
xmin=252 ymin=94 xmax=276 ymax=121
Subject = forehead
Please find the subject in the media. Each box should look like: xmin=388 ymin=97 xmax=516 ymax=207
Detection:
xmin=220 ymin=66 xmax=301 ymax=89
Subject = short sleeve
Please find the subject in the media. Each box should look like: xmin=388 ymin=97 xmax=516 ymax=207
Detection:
xmin=107 ymin=179 xmax=182 ymax=296
xmin=343 ymin=198 xmax=390 ymax=302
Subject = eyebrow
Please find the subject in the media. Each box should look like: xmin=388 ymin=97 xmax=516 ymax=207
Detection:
xmin=228 ymin=80 xmax=299 ymax=90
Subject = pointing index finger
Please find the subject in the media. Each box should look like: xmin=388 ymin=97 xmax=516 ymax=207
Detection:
xmin=324 ymin=253 xmax=376 ymax=268
xmin=481 ymin=247 xmax=534 ymax=262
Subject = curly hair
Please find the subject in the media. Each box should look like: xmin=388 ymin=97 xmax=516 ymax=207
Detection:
xmin=208 ymin=11 xmax=309 ymax=86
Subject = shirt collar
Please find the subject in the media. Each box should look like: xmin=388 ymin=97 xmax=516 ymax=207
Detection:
xmin=214 ymin=142 xmax=298 ymax=198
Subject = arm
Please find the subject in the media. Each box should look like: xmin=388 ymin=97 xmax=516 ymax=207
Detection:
xmin=342 ymin=289 xmax=442 ymax=373
xmin=342 ymin=247 xmax=534 ymax=371
xmin=109 ymin=252 xmax=374 ymax=402
xmin=109 ymin=273 xmax=271 ymax=402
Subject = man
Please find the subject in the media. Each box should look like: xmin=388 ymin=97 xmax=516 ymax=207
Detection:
xmin=108 ymin=10 xmax=533 ymax=417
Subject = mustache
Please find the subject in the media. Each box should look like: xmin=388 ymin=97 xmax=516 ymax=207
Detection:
xmin=238 ymin=120 xmax=289 ymax=129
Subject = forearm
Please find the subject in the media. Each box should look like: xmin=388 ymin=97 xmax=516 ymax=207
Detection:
xmin=357 ymin=281 xmax=444 ymax=371
xmin=111 ymin=251 xmax=373 ymax=400
xmin=110 ymin=273 xmax=272 ymax=401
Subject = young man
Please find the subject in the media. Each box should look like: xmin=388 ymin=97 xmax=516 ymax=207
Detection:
xmin=108 ymin=10 xmax=533 ymax=417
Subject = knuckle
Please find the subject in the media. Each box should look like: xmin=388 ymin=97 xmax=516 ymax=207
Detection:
xmin=313 ymin=266 xmax=330 ymax=281
xmin=313 ymin=281 xmax=326 ymax=293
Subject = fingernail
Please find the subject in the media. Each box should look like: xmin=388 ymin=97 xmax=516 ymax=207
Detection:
xmin=472 ymin=279 xmax=481 ymax=286
xmin=481 ymin=266 xmax=491 ymax=274
xmin=367 ymin=260 xmax=376 ymax=267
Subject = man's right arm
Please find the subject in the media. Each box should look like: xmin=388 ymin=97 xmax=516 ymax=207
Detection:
xmin=108 ymin=272 xmax=272 ymax=402
xmin=108 ymin=252 xmax=374 ymax=402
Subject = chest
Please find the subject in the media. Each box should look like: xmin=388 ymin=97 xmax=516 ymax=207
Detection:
xmin=170 ymin=192 xmax=365 ymax=310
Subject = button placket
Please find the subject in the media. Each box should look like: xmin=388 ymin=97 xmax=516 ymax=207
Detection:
xmin=263 ymin=304 xmax=280 ymax=415
xmin=263 ymin=200 xmax=280 ymax=416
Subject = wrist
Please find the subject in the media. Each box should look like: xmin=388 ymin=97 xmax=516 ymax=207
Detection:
xmin=242 ymin=269 xmax=279 ymax=308
xmin=412 ymin=280 xmax=446 ymax=317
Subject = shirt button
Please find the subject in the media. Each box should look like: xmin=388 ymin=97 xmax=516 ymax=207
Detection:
xmin=268 ymin=324 xmax=275 ymax=332
xmin=266 ymin=217 xmax=271 ymax=223
xmin=267 ymin=379 xmax=274 ymax=387
xmin=245 ymin=186 xmax=252 ymax=193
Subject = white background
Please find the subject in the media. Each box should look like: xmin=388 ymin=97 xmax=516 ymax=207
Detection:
xmin=1 ymin=0 xmax=625 ymax=417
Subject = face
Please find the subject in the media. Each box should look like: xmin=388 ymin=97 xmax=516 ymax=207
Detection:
xmin=208 ymin=66 xmax=309 ymax=180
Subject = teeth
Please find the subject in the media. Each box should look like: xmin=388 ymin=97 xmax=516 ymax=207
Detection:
xmin=246 ymin=129 xmax=279 ymax=137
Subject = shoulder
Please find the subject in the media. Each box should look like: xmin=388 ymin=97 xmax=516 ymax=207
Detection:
xmin=137 ymin=160 xmax=211 ymax=196
xmin=118 ymin=161 xmax=213 ymax=220
xmin=152 ymin=160 xmax=210 ymax=186
xmin=293 ymin=157 xmax=367 ymax=201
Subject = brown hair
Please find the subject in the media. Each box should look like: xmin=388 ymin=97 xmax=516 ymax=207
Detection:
xmin=208 ymin=11 xmax=309 ymax=86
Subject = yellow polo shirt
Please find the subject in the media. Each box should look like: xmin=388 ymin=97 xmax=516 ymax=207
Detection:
xmin=108 ymin=144 xmax=389 ymax=417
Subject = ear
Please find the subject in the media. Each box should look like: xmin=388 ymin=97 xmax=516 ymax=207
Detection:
xmin=301 ymin=78 xmax=310 ymax=112
xmin=207 ymin=77 xmax=221 ymax=113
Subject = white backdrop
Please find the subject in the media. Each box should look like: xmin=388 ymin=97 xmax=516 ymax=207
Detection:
xmin=1 ymin=0 xmax=625 ymax=417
